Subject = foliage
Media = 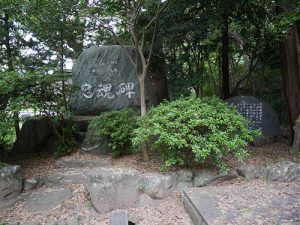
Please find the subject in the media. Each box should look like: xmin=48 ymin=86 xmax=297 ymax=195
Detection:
xmin=133 ymin=97 xmax=260 ymax=170
xmin=0 ymin=70 xmax=75 ymax=157
xmin=90 ymin=109 xmax=138 ymax=157
xmin=0 ymin=162 xmax=9 ymax=169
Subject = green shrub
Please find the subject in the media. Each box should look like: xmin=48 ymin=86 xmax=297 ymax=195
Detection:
xmin=90 ymin=108 xmax=138 ymax=157
xmin=0 ymin=162 xmax=8 ymax=169
xmin=132 ymin=97 xmax=260 ymax=170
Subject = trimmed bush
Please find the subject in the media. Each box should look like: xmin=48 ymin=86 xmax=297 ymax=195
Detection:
xmin=90 ymin=108 xmax=138 ymax=157
xmin=132 ymin=97 xmax=260 ymax=170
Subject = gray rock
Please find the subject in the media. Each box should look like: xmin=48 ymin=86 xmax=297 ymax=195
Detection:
xmin=69 ymin=45 xmax=168 ymax=115
xmin=0 ymin=165 xmax=22 ymax=200
xmin=142 ymin=173 xmax=175 ymax=199
xmin=56 ymin=158 xmax=109 ymax=168
xmin=193 ymin=170 xmax=216 ymax=187
xmin=45 ymin=171 xmax=88 ymax=186
xmin=173 ymin=171 xmax=193 ymax=183
xmin=88 ymin=167 xmax=140 ymax=183
xmin=110 ymin=211 xmax=128 ymax=225
xmin=80 ymin=124 xmax=110 ymax=155
xmin=237 ymin=165 xmax=265 ymax=179
xmin=265 ymin=161 xmax=300 ymax=182
xmin=87 ymin=178 xmax=140 ymax=214
xmin=237 ymin=161 xmax=300 ymax=182
xmin=193 ymin=170 xmax=237 ymax=187
xmin=20 ymin=222 xmax=40 ymax=225
xmin=253 ymin=135 xmax=276 ymax=147
xmin=46 ymin=216 xmax=80 ymax=225
xmin=226 ymin=96 xmax=281 ymax=136
xmin=86 ymin=167 xmax=177 ymax=213
xmin=176 ymin=182 xmax=194 ymax=191
xmin=12 ymin=118 xmax=54 ymax=153
xmin=35 ymin=177 xmax=44 ymax=189
xmin=23 ymin=178 xmax=38 ymax=191
xmin=138 ymin=193 xmax=155 ymax=207
xmin=87 ymin=167 xmax=141 ymax=213
xmin=26 ymin=188 xmax=72 ymax=211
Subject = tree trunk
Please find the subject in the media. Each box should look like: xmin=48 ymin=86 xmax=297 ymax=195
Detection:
xmin=139 ymin=76 xmax=147 ymax=117
xmin=139 ymin=75 xmax=150 ymax=162
xmin=221 ymin=15 xmax=230 ymax=100
xmin=281 ymin=24 xmax=300 ymax=135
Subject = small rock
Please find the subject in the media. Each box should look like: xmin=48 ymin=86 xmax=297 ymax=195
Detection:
xmin=45 ymin=171 xmax=88 ymax=186
xmin=176 ymin=182 xmax=193 ymax=191
xmin=23 ymin=178 xmax=38 ymax=191
xmin=193 ymin=170 xmax=237 ymax=187
xmin=46 ymin=216 xmax=80 ymax=225
xmin=0 ymin=165 xmax=22 ymax=200
xmin=110 ymin=211 xmax=128 ymax=225
xmin=142 ymin=173 xmax=175 ymax=199
xmin=174 ymin=171 xmax=193 ymax=183
xmin=237 ymin=165 xmax=264 ymax=179
xmin=26 ymin=188 xmax=73 ymax=211
xmin=138 ymin=193 xmax=155 ymax=207
xmin=20 ymin=222 xmax=40 ymax=225
xmin=193 ymin=170 xmax=216 ymax=187
xmin=237 ymin=161 xmax=300 ymax=182
xmin=265 ymin=161 xmax=300 ymax=182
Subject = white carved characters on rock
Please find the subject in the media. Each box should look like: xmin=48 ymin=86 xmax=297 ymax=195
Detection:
xmin=81 ymin=82 xmax=136 ymax=100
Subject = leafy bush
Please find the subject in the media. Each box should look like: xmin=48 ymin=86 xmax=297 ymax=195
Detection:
xmin=0 ymin=70 xmax=75 ymax=157
xmin=90 ymin=109 xmax=138 ymax=157
xmin=132 ymin=97 xmax=260 ymax=170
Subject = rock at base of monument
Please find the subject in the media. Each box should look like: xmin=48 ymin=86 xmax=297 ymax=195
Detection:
xmin=26 ymin=188 xmax=73 ymax=212
xmin=0 ymin=165 xmax=23 ymax=200
xmin=252 ymin=135 xmax=276 ymax=147
xmin=226 ymin=96 xmax=281 ymax=137
xmin=80 ymin=125 xmax=110 ymax=155
xmin=12 ymin=118 xmax=54 ymax=154
xmin=69 ymin=45 xmax=168 ymax=115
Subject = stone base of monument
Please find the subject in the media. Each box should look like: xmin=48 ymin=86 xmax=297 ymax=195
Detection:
xmin=181 ymin=181 xmax=300 ymax=225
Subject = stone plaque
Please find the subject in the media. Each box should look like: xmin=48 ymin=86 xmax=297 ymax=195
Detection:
xmin=227 ymin=96 xmax=281 ymax=136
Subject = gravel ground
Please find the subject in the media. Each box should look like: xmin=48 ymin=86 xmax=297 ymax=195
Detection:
xmin=0 ymin=184 xmax=192 ymax=225
xmin=0 ymin=142 xmax=298 ymax=225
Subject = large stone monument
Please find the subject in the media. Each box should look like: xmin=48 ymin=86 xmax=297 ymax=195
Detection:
xmin=69 ymin=45 xmax=168 ymax=115
xmin=226 ymin=96 xmax=281 ymax=137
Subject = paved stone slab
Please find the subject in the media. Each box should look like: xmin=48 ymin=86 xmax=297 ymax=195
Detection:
xmin=26 ymin=188 xmax=72 ymax=211
xmin=182 ymin=181 xmax=300 ymax=225
xmin=110 ymin=211 xmax=128 ymax=225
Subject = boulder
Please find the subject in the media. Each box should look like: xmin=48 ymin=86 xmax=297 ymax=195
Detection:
xmin=87 ymin=168 xmax=141 ymax=213
xmin=46 ymin=216 xmax=80 ymax=225
xmin=193 ymin=170 xmax=237 ymax=187
xmin=226 ymin=96 xmax=281 ymax=137
xmin=141 ymin=173 xmax=175 ymax=199
xmin=86 ymin=167 xmax=177 ymax=213
xmin=138 ymin=193 xmax=156 ymax=207
xmin=173 ymin=171 xmax=193 ymax=183
xmin=69 ymin=45 xmax=168 ymax=115
xmin=23 ymin=178 xmax=38 ymax=191
xmin=265 ymin=161 xmax=300 ymax=181
xmin=237 ymin=161 xmax=300 ymax=182
xmin=80 ymin=124 xmax=110 ymax=155
xmin=12 ymin=118 xmax=54 ymax=153
xmin=45 ymin=171 xmax=88 ymax=186
xmin=0 ymin=165 xmax=22 ymax=200
xmin=237 ymin=165 xmax=265 ymax=179
xmin=56 ymin=158 xmax=109 ymax=169
xmin=26 ymin=188 xmax=73 ymax=211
